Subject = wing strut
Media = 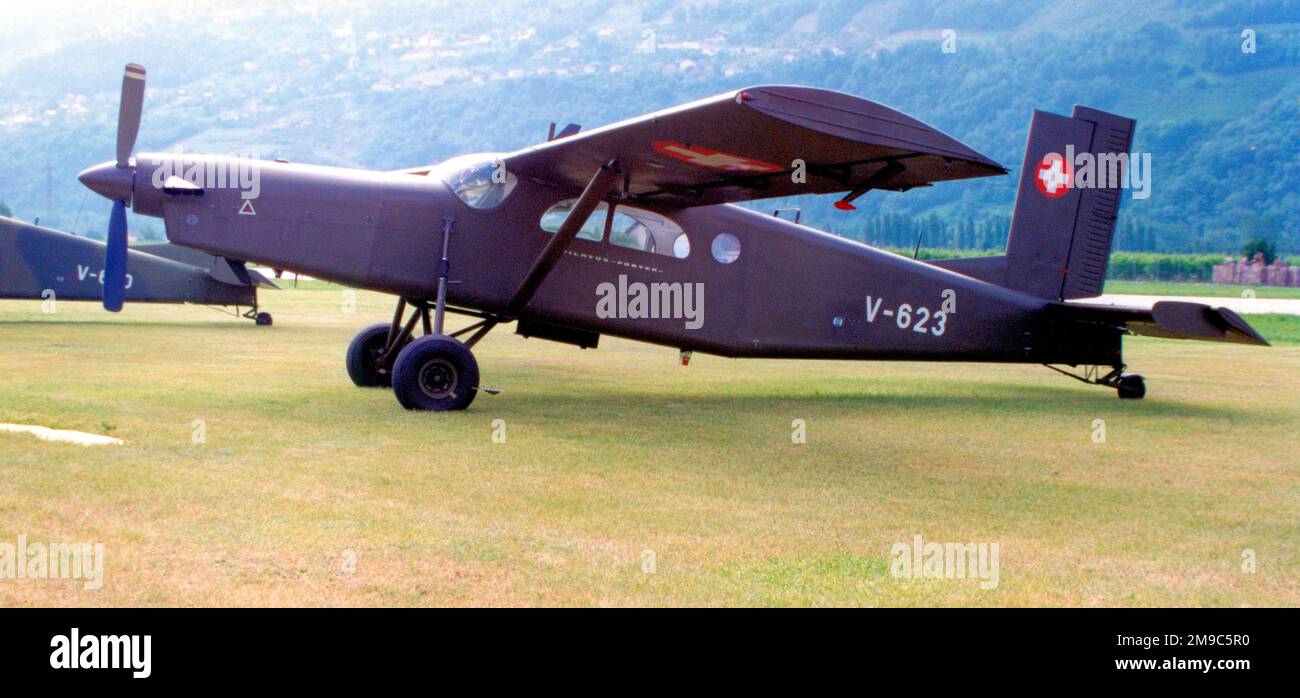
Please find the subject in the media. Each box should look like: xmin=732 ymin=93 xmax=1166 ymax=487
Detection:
xmin=507 ymin=160 xmax=620 ymax=315
xmin=834 ymin=161 xmax=906 ymax=211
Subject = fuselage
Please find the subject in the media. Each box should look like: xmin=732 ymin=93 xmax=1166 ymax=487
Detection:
xmin=0 ymin=215 xmax=255 ymax=306
xmin=98 ymin=152 xmax=1112 ymax=364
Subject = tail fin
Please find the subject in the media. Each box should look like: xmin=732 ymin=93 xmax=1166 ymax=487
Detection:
xmin=1003 ymin=106 xmax=1135 ymax=300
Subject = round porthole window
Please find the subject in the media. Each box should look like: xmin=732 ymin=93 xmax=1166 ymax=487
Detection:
xmin=672 ymin=233 xmax=691 ymax=259
xmin=711 ymin=233 xmax=741 ymax=264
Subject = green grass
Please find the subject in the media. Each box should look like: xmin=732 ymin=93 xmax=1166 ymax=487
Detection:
xmin=1246 ymin=315 xmax=1300 ymax=346
xmin=0 ymin=289 xmax=1296 ymax=607
xmin=1103 ymin=280 xmax=1300 ymax=299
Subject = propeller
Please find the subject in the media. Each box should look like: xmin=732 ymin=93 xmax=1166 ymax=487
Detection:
xmin=116 ymin=64 xmax=146 ymax=168
xmin=103 ymin=200 xmax=129 ymax=312
xmin=98 ymin=63 xmax=146 ymax=312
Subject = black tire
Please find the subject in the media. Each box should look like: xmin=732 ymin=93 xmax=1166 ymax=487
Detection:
xmin=346 ymin=323 xmax=400 ymax=388
xmin=391 ymin=335 xmax=479 ymax=411
xmin=254 ymin=312 xmax=273 ymax=326
xmin=1117 ymin=374 xmax=1146 ymax=400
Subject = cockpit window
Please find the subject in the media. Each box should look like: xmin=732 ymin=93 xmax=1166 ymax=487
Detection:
xmin=436 ymin=153 xmax=518 ymax=210
xmin=540 ymin=200 xmax=689 ymax=259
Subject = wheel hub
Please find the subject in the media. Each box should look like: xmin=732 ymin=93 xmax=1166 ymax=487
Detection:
xmin=417 ymin=358 xmax=458 ymax=399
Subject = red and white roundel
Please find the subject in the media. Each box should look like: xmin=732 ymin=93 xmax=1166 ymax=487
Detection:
xmin=651 ymin=140 xmax=783 ymax=174
xmin=1034 ymin=153 xmax=1072 ymax=199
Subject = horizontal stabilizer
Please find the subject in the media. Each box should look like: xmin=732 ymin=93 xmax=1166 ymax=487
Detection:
xmin=1049 ymin=300 xmax=1269 ymax=346
xmin=1136 ymin=301 xmax=1269 ymax=345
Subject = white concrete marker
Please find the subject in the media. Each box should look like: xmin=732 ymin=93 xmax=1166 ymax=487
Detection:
xmin=0 ymin=423 xmax=125 ymax=447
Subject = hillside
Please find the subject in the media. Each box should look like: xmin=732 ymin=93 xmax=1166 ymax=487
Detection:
xmin=0 ymin=0 xmax=1295 ymax=252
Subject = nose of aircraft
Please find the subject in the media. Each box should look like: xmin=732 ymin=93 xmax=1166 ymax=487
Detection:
xmin=78 ymin=161 xmax=134 ymax=202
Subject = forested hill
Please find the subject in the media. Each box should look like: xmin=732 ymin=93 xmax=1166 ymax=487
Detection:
xmin=0 ymin=0 xmax=1295 ymax=253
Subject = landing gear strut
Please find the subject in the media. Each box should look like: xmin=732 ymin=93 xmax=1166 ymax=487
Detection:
xmin=347 ymin=218 xmax=500 ymax=410
xmin=1045 ymin=364 xmax=1146 ymax=400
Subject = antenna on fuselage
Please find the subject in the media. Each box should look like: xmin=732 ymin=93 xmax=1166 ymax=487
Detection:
xmin=547 ymin=123 xmax=581 ymax=142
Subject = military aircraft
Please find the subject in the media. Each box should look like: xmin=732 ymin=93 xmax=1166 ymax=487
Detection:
xmin=78 ymin=64 xmax=1266 ymax=410
xmin=0 ymin=215 xmax=275 ymax=324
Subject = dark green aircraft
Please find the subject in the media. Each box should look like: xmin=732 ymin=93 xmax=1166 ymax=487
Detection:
xmin=0 ymin=216 xmax=274 ymax=324
xmin=77 ymin=64 xmax=1267 ymax=410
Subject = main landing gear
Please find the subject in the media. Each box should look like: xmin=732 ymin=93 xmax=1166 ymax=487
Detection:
xmin=345 ymin=297 xmax=499 ymax=410
xmin=1045 ymin=364 xmax=1146 ymax=399
xmin=350 ymin=164 xmax=619 ymax=411
xmin=346 ymin=217 xmax=500 ymax=411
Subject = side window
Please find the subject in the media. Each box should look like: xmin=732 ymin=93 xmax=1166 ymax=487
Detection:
xmin=608 ymin=210 xmax=652 ymax=252
xmin=540 ymin=201 xmax=606 ymax=242
xmin=541 ymin=199 xmax=689 ymax=259
xmin=610 ymin=206 xmax=688 ymax=259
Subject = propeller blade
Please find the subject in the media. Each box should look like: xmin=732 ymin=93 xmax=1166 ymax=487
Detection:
xmin=103 ymin=199 xmax=128 ymax=312
xmin=116 ymin=64 xmax=146 ymax=168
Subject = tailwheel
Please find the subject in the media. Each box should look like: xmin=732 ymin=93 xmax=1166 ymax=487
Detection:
xmin=1043 ymin=364 xmax=1147 ymax=400
xmin=391 ymin=336 xmax=479 ymax=411
xmin=347 ymin=323 xmax=404 ymax=387
xmin=242 ymin=306 xmax=273 ymax=326
xmin=1116 ymin=374 xmax=1146 ymax=400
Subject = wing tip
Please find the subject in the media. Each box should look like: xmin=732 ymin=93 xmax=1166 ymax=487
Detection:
xmin=1212 ymin=306 xmax=1271 ymax=346
xmin=738 ymin=84 xmax=1004 ymax=174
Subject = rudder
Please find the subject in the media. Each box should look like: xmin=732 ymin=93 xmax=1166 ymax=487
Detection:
xmin=1003 ymin=106 xmax=1135 ymax=300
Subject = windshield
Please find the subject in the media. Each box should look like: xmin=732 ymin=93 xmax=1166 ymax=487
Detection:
xmin=434 ymin=153 xmax=518 ymax=209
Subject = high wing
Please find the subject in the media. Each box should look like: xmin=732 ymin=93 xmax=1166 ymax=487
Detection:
xmin=502 ymin=85 xmax=1006 ymax=208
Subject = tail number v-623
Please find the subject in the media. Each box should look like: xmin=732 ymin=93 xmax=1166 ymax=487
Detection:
xmin=865 ymin=294 xmax=950 ymax=336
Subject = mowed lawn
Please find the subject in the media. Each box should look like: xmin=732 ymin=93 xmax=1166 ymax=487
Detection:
xmin=0 ymin=288 xmax=1296 ymax=607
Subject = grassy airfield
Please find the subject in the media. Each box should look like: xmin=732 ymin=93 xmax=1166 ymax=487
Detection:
xmin=0 ymin=286 xmax=1296 ymax=607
